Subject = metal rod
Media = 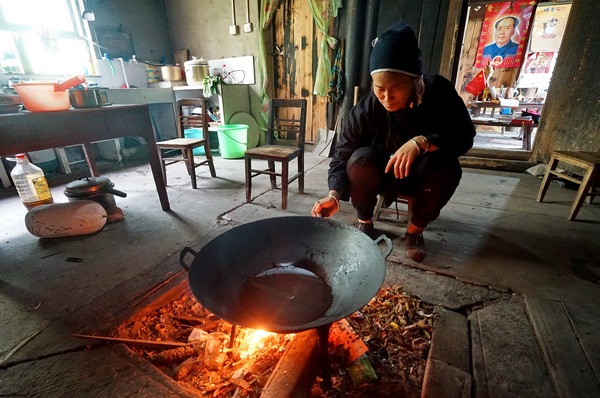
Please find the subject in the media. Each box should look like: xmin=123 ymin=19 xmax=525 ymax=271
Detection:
xmin=71 ymin=334 xmax=189 ymax=349
xmin=231 ymin=0 xmax=236 ymax=25
xmin=228 ymin=324 xmax=237 ymax=349
xmin=245 ymin=0 xmax=250 ymax=23
xmin=317 ymin=324 xmax=332 ymax=390
xmin=129 ymin=268 xmax=186 ymax=308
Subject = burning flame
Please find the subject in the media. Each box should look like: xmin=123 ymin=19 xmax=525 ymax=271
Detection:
xmin=237 ymin=329 xmax=294 ymax=359
xmin=238 ymin=329 xmax=273 ymax=359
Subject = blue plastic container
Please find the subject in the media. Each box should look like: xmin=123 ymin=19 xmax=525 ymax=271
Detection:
xmin=184 ymin=128 xmax=206 ymax=155
xmin=184 ymin=128 xmax=220 ymax=155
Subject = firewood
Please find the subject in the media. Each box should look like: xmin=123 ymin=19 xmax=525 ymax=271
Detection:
xmin=149 ymin=344 xmax=202 ymax=365
xmin=173 ymin=357 xmax=201 ymax=380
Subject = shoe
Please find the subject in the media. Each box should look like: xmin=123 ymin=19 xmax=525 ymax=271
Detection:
xmin=353 ymin=219 xmax=375 ymax=237
xmin=403 ymin=232 xmax=424 ymax=247
xmin=403 ymin=232 xmax=426 ymax=262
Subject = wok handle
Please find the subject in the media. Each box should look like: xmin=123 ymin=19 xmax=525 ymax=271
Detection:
xmin=374 ymin=235 xmax=393 ymax=259
xmin=105 ymin=187 xmax=127 ymax=198
xmin=179 ymin=247 xmax=197 ymax=271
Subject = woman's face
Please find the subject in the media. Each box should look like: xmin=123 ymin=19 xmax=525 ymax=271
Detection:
xmin=372 ymin=71 xmax=416 ymax=112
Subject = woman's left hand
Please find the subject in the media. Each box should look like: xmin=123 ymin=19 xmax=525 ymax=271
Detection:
xmin=385 ymin=141 xmax=420 ymax=179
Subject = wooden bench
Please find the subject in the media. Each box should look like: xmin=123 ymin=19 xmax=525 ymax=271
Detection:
xmin=537 ymin=151 xmax=600 ymax=220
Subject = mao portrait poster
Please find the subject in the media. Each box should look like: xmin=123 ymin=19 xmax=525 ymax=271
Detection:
xmin=475 ymin=1 xmax=536 ymax=69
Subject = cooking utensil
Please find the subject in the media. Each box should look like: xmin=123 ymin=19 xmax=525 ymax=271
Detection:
xmin=55 ymin=74 xmax=86 ymax=92
xmin=69 ymin=88 xmax=108 ymax=108
xmin=64 ymin=176 xmax=127 ymax=210
xmin=0 ymin=94 xmax=22 ymax=114
xmin=184 ymin=56 xmax=209 ymax=86
xmin=13 ymin=74 xmax=86 ymax=112
xmin=160 ymin=65 xmax=182 ymax=81
xmin=180 ymin=216 xmax=392 ymax=333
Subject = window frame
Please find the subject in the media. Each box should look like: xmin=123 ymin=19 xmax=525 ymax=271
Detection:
xmin=0 ymin=0 xmax=98 ymax=77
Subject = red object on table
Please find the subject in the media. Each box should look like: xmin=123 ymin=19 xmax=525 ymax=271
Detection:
xmin=465 ymin=70 xmax=486 ymax=96
xmin=510 ymin=118 xmax=534 ymax=125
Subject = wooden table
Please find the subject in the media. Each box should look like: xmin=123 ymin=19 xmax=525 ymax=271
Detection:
xmin=471 ymin=118 xmax=538 ymax=151
xmin=0 ymin=105 xmax=170 ymax=211
xmin=470 ymin=101 xmax=545 ymax=118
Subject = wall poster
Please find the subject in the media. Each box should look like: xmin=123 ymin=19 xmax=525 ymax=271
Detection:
xmin=475 ymin=1 xmax=537 ymax=69
xmin=529 ymin=2 xmax=572 ymax=53
xmin=523 ymin=51 xmax=555 ymax=74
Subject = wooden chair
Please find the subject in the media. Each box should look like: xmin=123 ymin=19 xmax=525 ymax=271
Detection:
xmin=156 ymin=98 xmax=216 ymax=188
xmin=244 ymin=98 xmax=307 ymax=210
xmin=537 ymin=151 xmax=600 ymax=220
xmin=373 ymin=193 xmax=414 ymax=222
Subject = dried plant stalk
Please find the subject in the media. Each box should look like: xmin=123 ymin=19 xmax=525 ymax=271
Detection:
xmin=149 ymin=344 xmax=202 ymax=365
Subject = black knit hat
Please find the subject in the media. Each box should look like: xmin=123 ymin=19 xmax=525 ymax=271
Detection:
xmin=369 ymin=22 xmax=423 ymax=76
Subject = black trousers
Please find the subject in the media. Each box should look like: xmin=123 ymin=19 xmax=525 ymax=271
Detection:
xmin=346 ymin=147 xmax=462 ymax=229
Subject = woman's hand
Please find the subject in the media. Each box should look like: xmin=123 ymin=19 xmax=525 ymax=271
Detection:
xmin=311 ymin=193 xmax=340 ymax=218
xmin=385 ymin=140 xmax=420 ymax=179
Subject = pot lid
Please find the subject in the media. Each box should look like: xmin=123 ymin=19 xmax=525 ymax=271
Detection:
xmin=64 ymin=176 xmax=113 ymax=196
xmin=184 ymin=56 xmax=208 ymax=66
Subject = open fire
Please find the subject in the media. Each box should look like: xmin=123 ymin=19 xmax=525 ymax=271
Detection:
xmin=114 ymin=285 xmax=433 ymax=397
xmin=115 ymin=290 xmax=295 ymax=396
xmin=238 ymin=329 xmax=283 ymax=360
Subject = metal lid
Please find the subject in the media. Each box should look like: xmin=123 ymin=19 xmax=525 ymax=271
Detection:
xmin=184 ymin=56 xmax=209 ymax=67
xmin=64 ymin=177 xmax=113 ymax=197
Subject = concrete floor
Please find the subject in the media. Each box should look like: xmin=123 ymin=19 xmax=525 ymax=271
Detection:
xmin=1 ymin=148 xmax=599 ymax=397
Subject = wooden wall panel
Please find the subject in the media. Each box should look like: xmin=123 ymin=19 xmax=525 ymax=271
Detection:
xmin=273 ymin=0 xmax=332 ymax=143
xmin=376 ymin=0 xmax=458 ymax=77
xmin=269 ymin=0 xmax=464 ymax=142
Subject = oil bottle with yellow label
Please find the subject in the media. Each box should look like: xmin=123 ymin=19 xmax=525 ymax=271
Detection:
xmin=10 ymin=153 xmax=54 ymax=210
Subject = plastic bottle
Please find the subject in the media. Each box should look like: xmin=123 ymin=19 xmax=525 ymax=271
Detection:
xmin=10 ymin=154 xmax=54 ymax=210
xmin=221 ymin=64 xmax=228 ymax=81
xmin=222 ymin=64 xmax=233 ymax=84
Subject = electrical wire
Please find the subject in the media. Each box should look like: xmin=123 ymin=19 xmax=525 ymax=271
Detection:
xmin=102 ymin=53 xmax=116 ymax=76
xmin=225 ymin=69 xmax=246 ymax=84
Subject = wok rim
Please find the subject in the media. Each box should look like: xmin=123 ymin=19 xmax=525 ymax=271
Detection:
xmin=185 ymin=216 xmax=387 ymax=333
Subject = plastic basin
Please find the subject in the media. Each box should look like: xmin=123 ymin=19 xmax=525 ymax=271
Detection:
xmin=13 ymin=83 xmax=71 ymax=112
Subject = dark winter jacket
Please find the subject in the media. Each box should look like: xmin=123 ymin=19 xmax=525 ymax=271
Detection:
xmin=328 ymin=74 xmax=476 ymax=199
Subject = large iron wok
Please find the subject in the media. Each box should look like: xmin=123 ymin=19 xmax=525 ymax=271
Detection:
xmin=179 ymin=216 xmax=392 ymax=333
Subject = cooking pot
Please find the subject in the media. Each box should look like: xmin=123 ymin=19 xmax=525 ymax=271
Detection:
xmin=69 ymin=88 xmax=108 ymax=108
xmin=179 ymin=216 xmax=392 ymax=333
xmin=64 ymin=177 xmax=127 ymax=210
xmin=184 ymin=56 xmax=209 ymax=86
xmin=160 ymin=65 xmax=182 ymax=82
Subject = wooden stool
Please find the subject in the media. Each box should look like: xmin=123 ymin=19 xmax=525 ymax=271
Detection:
xmin=537 ymin=151 xmax=600 ymax=220
xmin=373 ymin=194 xmax=414 ymax=221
